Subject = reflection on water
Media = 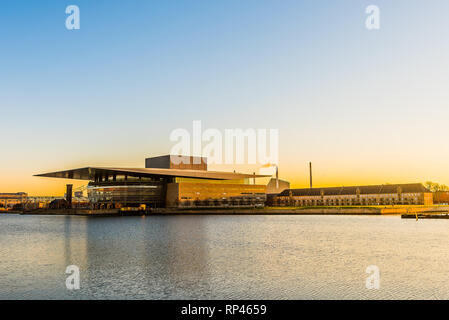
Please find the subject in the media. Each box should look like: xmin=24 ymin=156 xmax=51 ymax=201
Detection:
xmin=82 ymin=216 xmax=210 ymax=299
xmin=1 ymin=214 xmax=449 ymax=299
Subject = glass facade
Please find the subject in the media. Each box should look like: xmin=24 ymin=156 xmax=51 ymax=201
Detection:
xmin=87 ymin=181 xmax=167 ymax=208
xmin=175 ymin=177 xmax=250 ymax=184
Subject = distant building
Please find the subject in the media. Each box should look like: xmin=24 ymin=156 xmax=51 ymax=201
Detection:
xmin=27 ymin=195 xmax=88 ymax=209
xmin=275 ymin=183 xmax=433 ymax=206
xmin=27 ymin=196 xmax=64 ymax=209
xmin=265 ymin=178 xmax=290 ymax=207
xmin=74 ymin=191 xmax=84 ymax=198
xmin=28 ymin=196 xmax=64 ymax=203
xmin=266 ymin=178 xmax=290 ymax=194
xmin=434 ymin=191 xmax=449 ymax=205
xmin=0 ymin=192 xmax=27 ymax=208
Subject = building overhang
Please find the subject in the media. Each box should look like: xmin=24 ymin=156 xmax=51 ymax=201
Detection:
xmin=34 ymin=167 xmax=270 ymax=181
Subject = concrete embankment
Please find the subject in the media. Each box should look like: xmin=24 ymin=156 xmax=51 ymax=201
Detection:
xmin=381 ymin=206 xmax=449 ymax=215
xmin=151 ymin=207 xmax=383 ymax=215
xmin=20 ymin=208 xmax=125 ymax=216
xmin=19 ymin=207 xmax=382 ymax=216
xmin=402 ymin=213 xmax=449 ymax=219
xmin=16 ymin=206 xmax=449 ymax=216
xmin=400 ymin=207 xmax=449 ymax=219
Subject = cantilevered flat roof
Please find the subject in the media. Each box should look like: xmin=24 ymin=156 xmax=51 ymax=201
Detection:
xmin=34 ymin=167 xmax=269 ymax=181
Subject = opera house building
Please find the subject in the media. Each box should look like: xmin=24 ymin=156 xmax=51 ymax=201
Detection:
xmin=35 ymin=155 xmax=269 ymax=209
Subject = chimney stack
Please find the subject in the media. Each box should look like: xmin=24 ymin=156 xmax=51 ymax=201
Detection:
xmin=309 ymin=162 xmax=313 ymax=189
xmin=276 ymin=166 xmax=279 ymax=189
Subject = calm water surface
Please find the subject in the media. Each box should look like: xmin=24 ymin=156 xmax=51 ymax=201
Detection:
xmin=1 ymin=214 xmax=449 ymax=299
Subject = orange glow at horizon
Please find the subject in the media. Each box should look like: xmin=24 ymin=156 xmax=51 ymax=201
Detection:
xmin=1 ymin=152 xmax=448 ymax=196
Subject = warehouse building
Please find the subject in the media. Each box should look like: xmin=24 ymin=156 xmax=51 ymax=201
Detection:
xmin=275 ymin=183 xmax=433 ymax=206
xmin=0 ymin=192 xmax=27 ymax=209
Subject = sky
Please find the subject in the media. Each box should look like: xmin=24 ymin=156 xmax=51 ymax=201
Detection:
xmin=1 ymin=0 xmax=449 ymax=195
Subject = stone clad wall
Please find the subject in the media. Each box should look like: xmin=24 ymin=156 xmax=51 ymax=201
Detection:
xmin=166 ymin=182 xmax=266 ymax=207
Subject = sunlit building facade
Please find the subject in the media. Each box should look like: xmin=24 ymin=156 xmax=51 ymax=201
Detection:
xmin=276 ymin=184 xmax=433 ymax=206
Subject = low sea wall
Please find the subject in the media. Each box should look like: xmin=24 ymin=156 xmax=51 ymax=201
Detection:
xmin=16 ymin=206 xmax=449 ymax=216
xmin=152 ymin=207 xmax=383 ymax=215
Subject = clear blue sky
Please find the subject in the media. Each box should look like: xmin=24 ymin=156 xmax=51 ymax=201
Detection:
xmin=1 ymin=1 xmax=449 ymax=194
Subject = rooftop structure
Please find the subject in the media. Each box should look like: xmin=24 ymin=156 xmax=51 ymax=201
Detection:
xmin=145 ymin=155 xmax=207 ymax=171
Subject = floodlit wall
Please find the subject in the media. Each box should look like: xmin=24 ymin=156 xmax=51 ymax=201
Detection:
xmin=166 ymin=182 xmax=266 ymax=207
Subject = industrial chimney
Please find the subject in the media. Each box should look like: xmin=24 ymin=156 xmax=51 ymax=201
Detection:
xmin=309 ymin=162 xmax=313 ymax=189
xmin=276 ymin=166 xmax=279 ymax=189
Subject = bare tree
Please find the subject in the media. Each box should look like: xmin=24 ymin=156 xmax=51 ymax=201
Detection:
xmin=425 ymin=182 xmax=449 ymax=204
xmin=424 ymin=181 xmax=447 ymax=192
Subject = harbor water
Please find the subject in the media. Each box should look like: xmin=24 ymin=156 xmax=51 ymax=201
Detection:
xmin=1 ymin=214 xmax=449 ymax=299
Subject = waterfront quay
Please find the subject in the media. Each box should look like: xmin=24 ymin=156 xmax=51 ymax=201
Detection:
xmin=12 ymin=205 xmax=449 ymax=217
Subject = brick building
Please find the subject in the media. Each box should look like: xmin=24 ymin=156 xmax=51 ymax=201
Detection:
xmin=275 ymin=183 xmax=433 ymax=206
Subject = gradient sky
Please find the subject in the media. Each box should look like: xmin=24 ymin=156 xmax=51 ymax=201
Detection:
xmin=1 ymin=0 xmax=449 ymax=195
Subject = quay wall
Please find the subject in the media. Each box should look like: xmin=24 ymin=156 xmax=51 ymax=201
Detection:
xmin=14 ymin=206 xmax=449 ymax=216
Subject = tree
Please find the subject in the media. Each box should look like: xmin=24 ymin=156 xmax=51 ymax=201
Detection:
xmin=425 ymin=181 xmax=435 ymax=192
xmin=424 ymin=181 xmax=448 ymax=192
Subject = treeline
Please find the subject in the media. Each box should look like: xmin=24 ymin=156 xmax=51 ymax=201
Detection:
xmin=425 ymin=181 xmax=449 ymax=192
